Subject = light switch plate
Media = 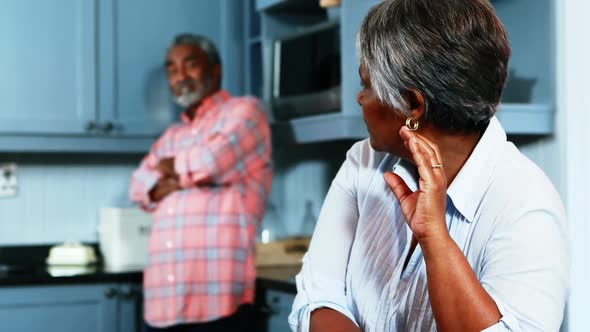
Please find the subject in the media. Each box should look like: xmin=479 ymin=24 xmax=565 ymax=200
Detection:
xmin=0 ymin=163 xmax=18 ymax=198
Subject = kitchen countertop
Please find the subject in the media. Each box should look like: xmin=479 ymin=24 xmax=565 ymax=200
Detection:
xmin=0 ymin=264 xmax=143 ymax=287
xmin=0 ymin=265 xmax=300 ymax=292
xmin=256 ymin=265 xmax=300 ymax=294
xmin=0 ymin=244 xmax=141 ymax=287
xmin=0 ymin=265 xmax=300 ymax=294
xmin=0 ymin=245 xmax=300 ymax=293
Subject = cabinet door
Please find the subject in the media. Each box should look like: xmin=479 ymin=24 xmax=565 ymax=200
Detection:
xmin=341 ymin=0 xmax=381 ymax=117
xmin=117 ymin=283 xmax=142 ymax=332
xmin=100 ymin=0 xmax=229 ymax=137
xmin=257 ymin=0 xmax=285 ymax=11
xmin=0 ymin=284 xmax=117 ymax=332
xmin=266 ymin=290 xmax=296 ymax=332
xmin=0 ymin=0 xmax=96 ymax=135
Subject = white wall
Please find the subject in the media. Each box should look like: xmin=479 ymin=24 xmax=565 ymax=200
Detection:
xmin=558 ymin=0 xmax=590 ymax=330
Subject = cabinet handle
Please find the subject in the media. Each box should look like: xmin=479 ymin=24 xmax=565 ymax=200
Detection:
xmin=105 ymin=288 xmax=118 ymax=299
xmin=258 ymin=304 xmax=279 ymax=316
xmin=120 ymin=286 xmax=139 ymax=299
xmin=85 ymin=121 xmax=98 ymax=132
xmin=101 ymin=121 xmax=115 ymax=133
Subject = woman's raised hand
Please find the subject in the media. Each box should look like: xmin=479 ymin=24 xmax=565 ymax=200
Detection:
xmin=384 ymin=126 xmax=449 ymax=243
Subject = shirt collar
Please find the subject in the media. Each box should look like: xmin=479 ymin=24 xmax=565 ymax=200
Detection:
xmin=392 ymin=158 xmax=420 ymax=192
xmin=446 ymin=116 xmax=506 ymax=222
xmin=181 ymin=90 xmax=231 ymax=124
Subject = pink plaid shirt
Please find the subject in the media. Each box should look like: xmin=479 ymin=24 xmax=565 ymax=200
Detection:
xmin=129 ymin=90 xmax=272 ymax=327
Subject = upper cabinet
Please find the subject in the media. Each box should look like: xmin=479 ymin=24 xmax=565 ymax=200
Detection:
xmin=0 ymin=1 xmax=96 ymax=135
xmin=0 ymin=0 xmax=243 ymax=152
xmin=255 ymin=0 xmax=557 ymax=144
xmin=0 ymin=0 xmax=557 ymax=151
xmin=99 ymin=0 xmax=230 ymax=137
xmin=493 ymin=0 xmax=555 ymax=134
xmin=256 ymin=0 xmax=323 ymax=12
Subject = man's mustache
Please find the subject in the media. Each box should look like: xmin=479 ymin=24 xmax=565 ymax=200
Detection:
xmin=174 ymin=79 xmax=199 ymax=94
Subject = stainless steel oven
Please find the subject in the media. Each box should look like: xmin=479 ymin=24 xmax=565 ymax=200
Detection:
xmin=271 ymin=19 xmax=341 ymax=120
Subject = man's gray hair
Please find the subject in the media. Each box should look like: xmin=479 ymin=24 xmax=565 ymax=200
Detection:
xmin=170 ymin=33 xmax=221 ymax=67
xmin=357 ymin=0 xmax=511 ymax=132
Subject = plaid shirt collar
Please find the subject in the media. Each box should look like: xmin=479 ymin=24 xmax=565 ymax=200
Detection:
xmin=181 ymin=89 xmax=232 ymax=124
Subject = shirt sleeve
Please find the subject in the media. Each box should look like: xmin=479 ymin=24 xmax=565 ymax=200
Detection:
xmin=479 ymin=208 xmax=569 ymax=332
xmin=173 ymin=98 xmax=271 ymax=188
xmin=288 ymin=143 xmax=363 ymax=332
xmin=128 ymin=129 xmax=173 ymax=211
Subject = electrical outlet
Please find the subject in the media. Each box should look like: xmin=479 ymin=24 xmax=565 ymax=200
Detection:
xmin=0 ymin=163 xmax=18 ymax=198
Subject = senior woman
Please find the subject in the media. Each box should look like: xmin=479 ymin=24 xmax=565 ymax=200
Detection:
xmin=289 ymin=0 xmax=568 ymax=331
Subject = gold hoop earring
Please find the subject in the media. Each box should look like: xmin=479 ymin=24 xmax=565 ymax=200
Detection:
xmin=405 ymin=117 xmax=419 ymax=131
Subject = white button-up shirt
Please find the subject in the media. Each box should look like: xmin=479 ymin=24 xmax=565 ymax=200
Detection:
xmin=289 ymin=117 xmax=568 ymax=331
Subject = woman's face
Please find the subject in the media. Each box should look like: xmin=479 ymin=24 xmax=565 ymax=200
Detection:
xmin=357 ymin=65 xmax=407 ymax=154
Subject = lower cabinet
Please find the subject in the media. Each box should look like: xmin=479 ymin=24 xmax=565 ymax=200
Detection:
xmin=0 ymin=283 xmax=141 ymax=332
xmin=258 ymin=289 xmax=296 ymax=332
xmin=117 ymin=284 xmax=143 ymax=332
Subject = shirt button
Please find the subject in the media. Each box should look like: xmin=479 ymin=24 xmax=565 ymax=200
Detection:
xmin=166 ymin=240 xmax=173 ymax=249
xmin=167 ymin=208 xmax=174 ymax=215
xmin=167 ymin=274 xmax=175 ymax=283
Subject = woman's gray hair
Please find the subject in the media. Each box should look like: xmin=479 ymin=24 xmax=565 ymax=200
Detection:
xmin=357 ymin=0 xmax=511 ymax=132
xmin=170 ymin=33 xmax=221 ymax=67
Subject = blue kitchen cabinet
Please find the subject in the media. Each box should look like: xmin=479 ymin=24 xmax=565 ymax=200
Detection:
xmin=259 ymin=0 xmax=557 ymax=144
xmin=256 ymin=0 xmax=375 ymax=142
xmin=0 ymin=284 xmax=117 ymax=332
xmin=265 ymin=290 xmax=295 ymax=332
xmin=256 ymin=0 xmax=320 ymax=12
xmin=256 ymin=0 xmax=282 ymax=11
xmin=344 ymin=0 xmax=558 ymax=135
xmin=0 ymin=0 xmax=96 ymax=135
xmin=0 ymin=283 xmax=141 ymax=332
xmin=117 ymin=283 xmax=143 ymax=332
xmin=0 ymin=0 xmax=244 ymax=152
xmin=493 ymin=0 xmax=556 ymax=134
xmin=340 ymin=0 xmax=381 ymax=119
xmin=99 ymin=0 xmax=242 ymax=137
xmin=244 ymin=0 xmax=263 ymax=98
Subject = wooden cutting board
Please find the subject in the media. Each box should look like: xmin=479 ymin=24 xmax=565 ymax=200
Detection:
xmin=255 ymin=237 xmax=311 ymax=267
xmin=320 ymin=0 xmax=341 ymax=8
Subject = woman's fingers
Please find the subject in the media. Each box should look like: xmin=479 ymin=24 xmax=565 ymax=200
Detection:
xmin=413 ymin=136 xmax=440 ymax=168
xmin=384 ymin=171 xmax=411 ymax=200
xmin=399 ymin=127 xmax=447 ymax=189
xmin=384 ymin=171 xmax=417 ymax=221
xmin=403 ymin=131 xmax=435 ymax=182
xmin=414 ymin=134 xmax=443 ymax=165
xmin=400 ymin=128 xmax=438 ymax=162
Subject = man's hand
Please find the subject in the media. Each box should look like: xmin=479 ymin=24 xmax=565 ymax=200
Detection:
xmin=149 ymin=177 xmax=181 ymax=202
xmin=158 ymin=158 xmax=178 ymax=179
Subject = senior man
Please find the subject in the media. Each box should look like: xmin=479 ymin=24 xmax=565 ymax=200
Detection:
xmin=130 ymin=34 xmax=272 ymax=332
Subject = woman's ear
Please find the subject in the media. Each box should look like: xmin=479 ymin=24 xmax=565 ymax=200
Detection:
xmin=404 ymin=89 xmax=426 ymax=120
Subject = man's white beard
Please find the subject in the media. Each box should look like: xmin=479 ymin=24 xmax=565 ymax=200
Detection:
xmin=174 ymin=84 xmax=207 ymax=109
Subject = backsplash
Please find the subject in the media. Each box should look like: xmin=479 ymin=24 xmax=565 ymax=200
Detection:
xmin=265 ymin=135 xmax=564 ymax=240
xmin=0 ymin=154 xmax=140 ymax=245
xmin=265 ymin=140 xmax=358 ymax=238
xmin=0 ymin=134 xmax=563 ymax=246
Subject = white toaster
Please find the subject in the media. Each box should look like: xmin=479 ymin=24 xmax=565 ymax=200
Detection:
xmin=98 ymin=207 xmax=152 ymax=271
